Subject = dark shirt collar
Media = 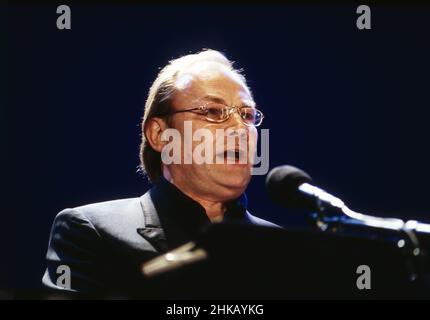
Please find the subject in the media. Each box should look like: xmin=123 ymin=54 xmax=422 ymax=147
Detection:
xmin=149 ymin=176 xmax=249 ymax=248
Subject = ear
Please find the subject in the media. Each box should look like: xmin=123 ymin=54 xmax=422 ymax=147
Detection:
xmin=144 ymin=117 xmax=168 ymax=153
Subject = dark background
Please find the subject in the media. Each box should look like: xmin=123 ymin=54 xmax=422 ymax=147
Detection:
xmin=2 ymin=3 xmax=430 ymax=291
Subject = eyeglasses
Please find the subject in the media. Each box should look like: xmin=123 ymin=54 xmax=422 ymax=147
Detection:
xmin=166 ymin=102 xmax=264 ymax=127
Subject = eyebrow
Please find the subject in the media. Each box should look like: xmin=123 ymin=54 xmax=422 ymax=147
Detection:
xmin=201 ymin=94 xmax=256 ymax=108
xmin=201 ymin=95 xmax=227 ymax=104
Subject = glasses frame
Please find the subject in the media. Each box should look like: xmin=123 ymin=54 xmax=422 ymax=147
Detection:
xmin=166 ymin=102 xmax=264 ymax=127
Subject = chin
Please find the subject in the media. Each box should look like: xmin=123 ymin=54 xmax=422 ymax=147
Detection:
xmin=215 ymin=171 xmax=251 ymax=196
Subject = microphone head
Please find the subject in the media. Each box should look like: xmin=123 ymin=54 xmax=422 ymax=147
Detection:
xmin=265 ymin=165 xmax=312 ymax=208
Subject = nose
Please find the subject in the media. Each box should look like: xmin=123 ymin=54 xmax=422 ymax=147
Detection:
xmin=225 ymin=109 xmax=249 ymax=144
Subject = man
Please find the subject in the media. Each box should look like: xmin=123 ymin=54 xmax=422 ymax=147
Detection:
xmin=42 ymin=49 xmax=277 ymax=296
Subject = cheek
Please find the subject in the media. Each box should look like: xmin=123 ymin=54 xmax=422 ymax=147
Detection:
xmin=248 ymin=128 xmax=258 ymax=157
xmin=175 ymin=119 xmax=209 ymax=160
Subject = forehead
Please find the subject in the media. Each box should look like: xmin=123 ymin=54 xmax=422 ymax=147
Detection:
xmin=173 ymin=62 xmax=254 ymax=107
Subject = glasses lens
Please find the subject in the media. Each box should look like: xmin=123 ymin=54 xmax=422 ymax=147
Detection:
xmin=240 ymin=107 xmax=263 ymax=126
xmin=204 ymin=103 xmax=227 ymax=122
xmin=203 ymin=103 xmax=263 ymax=126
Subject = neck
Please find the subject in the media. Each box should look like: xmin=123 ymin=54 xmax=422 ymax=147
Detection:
xmin=163 ymin=170 xmax=226 ymax=222
xmin=190 ymin=197 xmax=226 ymax=222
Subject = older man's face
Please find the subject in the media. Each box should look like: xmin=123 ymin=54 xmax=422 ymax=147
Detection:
xmin=165 ymin=63 xmax=258 ymax=202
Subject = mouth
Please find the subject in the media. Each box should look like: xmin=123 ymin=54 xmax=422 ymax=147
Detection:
xmin=222 ymin=149 xmax=248 ymax=164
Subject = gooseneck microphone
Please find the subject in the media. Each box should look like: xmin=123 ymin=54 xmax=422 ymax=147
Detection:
xmin=265 ymin=165 xmax=407 ymax=231
xmin=265 ymin=165 xmax=344 ymax=212
xmin=265 ymin=165 xmax=430 ymax=287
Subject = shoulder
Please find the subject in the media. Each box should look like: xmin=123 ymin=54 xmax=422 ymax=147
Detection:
xmin=52 ymin=195 xmax=154 ymax=250
xmin=43 ymin=194 xmax=159 ymax=293
xmin=69 ymin=197 xmax=145 ymax=231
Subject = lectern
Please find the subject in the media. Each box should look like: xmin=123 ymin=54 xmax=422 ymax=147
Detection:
xmin=140 ymin=223 xmax=430 ymax=299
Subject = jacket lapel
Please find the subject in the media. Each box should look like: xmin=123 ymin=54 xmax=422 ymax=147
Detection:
xmin=137 ymin=191 xmax=169 ymax=253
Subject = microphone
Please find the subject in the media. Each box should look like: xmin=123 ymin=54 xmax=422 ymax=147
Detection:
xmin=265 ymin=165 xmax=344 ymax=212
xmin=265 ymin=165 xmax=406 ymax=231
xmin=265 ymin=165 xmax=430 ymax=276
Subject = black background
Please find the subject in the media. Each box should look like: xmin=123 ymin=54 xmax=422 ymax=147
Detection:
xmin=2 ymin=3 xmax=430 ymax=291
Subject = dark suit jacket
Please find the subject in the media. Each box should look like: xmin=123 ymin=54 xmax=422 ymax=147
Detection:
xmin=42 ymin=181 xmax=277 ymax=296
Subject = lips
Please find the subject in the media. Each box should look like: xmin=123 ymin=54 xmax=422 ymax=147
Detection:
xmin=222 ymin=149 xmax=248 ymax=164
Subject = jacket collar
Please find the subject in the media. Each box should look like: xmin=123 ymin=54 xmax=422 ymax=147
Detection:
xmin=138 ymin=177 xmax=249 ymax=252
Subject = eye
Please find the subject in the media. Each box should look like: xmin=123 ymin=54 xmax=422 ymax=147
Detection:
xmin=204 ymin=104 xmax=226 ymax=119
xmin=241 ymin=108 xmax=256 ymax=121
xmin=207 ymin=107 xmax=223 ymax=116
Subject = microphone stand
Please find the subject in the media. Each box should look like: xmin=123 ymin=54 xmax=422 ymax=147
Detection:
xmin=307 ymin=195 xmax=430 ymax=294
